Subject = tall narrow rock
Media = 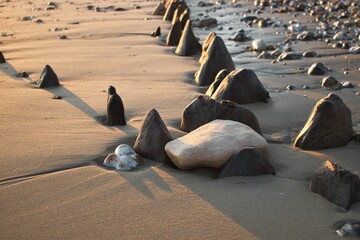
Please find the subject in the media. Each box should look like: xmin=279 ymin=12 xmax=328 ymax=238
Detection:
xmin=0 ymin=51 xmax=5 ymax=63
xmin=107 ymin=86 xmax=126 ymax=126
xmin=37 ymin=65 xmax=60 ymax=88
xmin=195 ymin=36 xmax=235 ymax=86
xmin=175 ymin=20 xmax=202 ymax=56
xmin=294 ymin=94 xmax=353 ymax=150
xmin=180 ymin=95 xmax=262 ymax=134
xmin=211 ymin=69 xmax=270 ymax=104
xmin=133 ymin=109 xmax=173 ymax=162
xmin=199 ymin=32 xmax=216 ymax=63
xmin=166 ymin=19 xmax=182 ymax=46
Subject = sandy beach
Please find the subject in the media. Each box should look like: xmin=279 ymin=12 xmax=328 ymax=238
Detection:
xmin=1 ymin=0 xmax=359 ymax=239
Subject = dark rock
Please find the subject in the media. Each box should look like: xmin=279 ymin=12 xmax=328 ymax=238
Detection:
xmin=150 ymin=26 xmax=161 ymax=37
xmin=195 ymin=36 xmax=235 ymax=86
xmin=180 ymin=95 xmax=262 ymax=134
xmin=38 ymin=65 xmax=60 ymax=88
xmin=336 ymin=222 xmax=360 ymax=237
xmin=171 ymin=4 xmax=188 ymax=26
xmin=229 ymin=30 xmax=247 ymax=42
xmin=211 ymin=69 xmax=270 ymax=104
xmin=179 ymin=8 xmax=189 ymax=29
xmin=294 ymin=93 xmax=353 ymax=150
xmin=166 ymin=19 xmax=182 ymax=46
xmin=0 ymin=51 xmax=5 ymax=63
xmin=297 ymin=31 xmax=315 ymax=41
xmin=52 ymin=95 xmax=62 ymax=100
xmin=258 ymin=19 xmax=268 ymax=28
xmin=16 ymin=72 xmax=29 ymax=78
xmin=278 ymin=52 xmax=302 ymax=60
xmin=342 ymin=81 xmax=354 ymax=88
xmin=286 ymin=85 xmax=295 ymax=90
xmin=321 ymin=76 xmax=341 ymax=90
xmin=303 ymin=51 xmax=317 ymax=57
xmin=205 ymin=69 xmax=229 ymax=97
xmin=193 ymin=18 xmax=217 ymax=28
xmin=308 ymin=62 xmax=328 ymax=75
xmin=218 ymin=147 xmax=275 ymax=178
xmin=310 ymin=161 xmax=360 ymax=210
xmin=58 ymin=35 xmax=67 ymax=40
xmin=114 ymin=7 xmax=127 ymax=11
xmin=107 ymin=86 xmax=126 ymax=126
xmin=199 ymin=32 xmax=216 ymax=63
xmin=133 ymin=108 xmax=173 ymax=162
xmin=152 ymin=2 xmax=166 ymax=15
xmin=240 ymin=16 xmax=258 ymax=23
xmin=175 ymin=20 xmax=202 ymax=56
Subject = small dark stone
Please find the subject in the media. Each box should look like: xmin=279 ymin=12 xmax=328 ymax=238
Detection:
xmin=107 ymin=86 xmax=126 ymax=126
xmin=308 ymin=62 xmax=328 ymax=75
xmin=180 ymin=95 xmax=262 ymax=134
xmin=286 ymin=85 xmax=295 ymax=90
xmin=278 ymin=52 xmax=302 ymax=60
xmin=58 ymin=35 xmax=67 ymax=40
xmin=16 ymin=71 xmax=29 ymax=78
xmin=218 ymin=147 xmax=275 ymax=178
xmin=294 ymin=93 xmax=353 ymax=150
xmin=52 ymin=95 xmax=62 ymax=100
xmin=150 ymin=26 xmax=161 ymax=37
xmin=211 ymin=69 xmax=270 ymax=104
xmin=297 ymin=31 xmax=315 ymax=41
xmin=310 ymin=161 xmax=360 ymax=210
xmin=133 ymin=108 xmax=173 ymax=162
xmin=114 ymin=7 xmax=127 ymax=11
xmin=229 ymin=31 xmax=247 ymax=42
xmin=321 ymin=76 xmax=341 ymax=90
xmin=38 ymin=65 xmax=60 ymax=88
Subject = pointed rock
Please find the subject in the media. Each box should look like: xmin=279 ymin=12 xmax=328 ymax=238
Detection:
xmin=150 ymin=26 xmax=161 ymax=37
xmin=199 ymin=32 xmax=216 ymax=64
xmin=165 ymin=120 xmax=268 ymax=170
xmin=163 ymin=0 xmax=179 ymax=21
xmin=152 ymin=2 xmax=166 ymax=15
xmin=180 ymin=95 xmax=262 ymax=134
xmin=211 ymin=69 xmax=270 ymax=104
xmin=107 ymin=86 xmax=126 ymax=126
xmin=218 ymin=147 xmax=275 ymax=178
xmin=294 ymin=93 xmax=353 ymax=150
xmin=175 ymin=20 xmax=202 ymax=56
xmin=205 ymin=69 xmax=229 ymax=97
xmin=310 ymin=161 xmax=360 ymax=210
xmin=133 ymin=109 xmax=173 ymax=162
xmin=0 ymin=51 xmax=5 ymax=63
xmin=179 ymin=8 xmax=189 ymax=30
xmin=171 ymin=4 xmax=188 ymax=26
xmin=195 ymin=36 xmax=235 ymax=86
xmin=37 ymin=65 xmax=60 ymax=88
xmin=166 ymin=19 xmax=182 ymax=46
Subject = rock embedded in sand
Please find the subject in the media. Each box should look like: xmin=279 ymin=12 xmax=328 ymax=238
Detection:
xmin=103 ymin=144 xmax=140 ymax=170
xmin=107 ymin=85 xmax=126 ymax=126
xmin=211 ymin=69 xmax=270 ymax=104
xmin=296 ymin=31 xmax=315 ymax=41
xmin=165 ymin=120 xmax=267 ymax=170
xmin=278 ymin=52 xmax=302 ymax=61
xmin=294 ymin=93 xmax=353 ymax=150
xmin=175 ymin=20 xmax=202 ymax=56
xmin=195 ymin=35 xmax=235 ymax=86
xmin=205 ymin=69 xmax=229 ymax=97
xmin=310 ymin=161 xmax=360 ymax=210
xmin=193 ymin=18 xmax=217 ymax=28
xmin=166 ymin=19 xmax=182 ymax=46
xmin=152 ymin=2 xmax=166 ymax=15
xmin=218 ymin=147 xmax=275 ymax=178
xmin=252 ymin=39 xmax=267 ymax=51
xmin=308 ymin=62 xmax=328 ymax=75
xmin=0 ymin=51 xmax=5 ymax=63
xmin=342 ymin=81 xmax=354 ymax=88
xmin=180 ymin=95 xmax=262 ymax=134
xmin=38 ymin=65 xmax=59 ymax=88
xmin=321 ymin=76 xmax=341 ymax=90
xmin=229 ymin=31 xmax=247 ymax=42
xmin=333 ymin=31 xmax=350 ymax=40
xmin=258 ymin=51 xmax=274 ymax=59
xmin=133 ymin=109 xmax=173 ymax=162
xmin=150 ymin=26 xmax=161 ymax=37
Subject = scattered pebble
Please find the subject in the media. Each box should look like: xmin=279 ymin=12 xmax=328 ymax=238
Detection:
xmin=52 ymin=95 xmax=62 ymax=100
xmin=58 ymin=35 xmax=67 ymax=39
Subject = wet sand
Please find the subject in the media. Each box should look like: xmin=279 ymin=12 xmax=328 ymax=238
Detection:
xmin=0 ymin=0 xmax=359 ymax=239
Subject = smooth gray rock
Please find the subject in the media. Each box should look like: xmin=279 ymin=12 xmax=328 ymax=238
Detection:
xmin=107 ymin=86 xmax=126 ymax=126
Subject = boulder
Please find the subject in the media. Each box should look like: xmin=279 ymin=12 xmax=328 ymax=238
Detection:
xmin=211 ymin=69 xmax=270 ymax=104
xmin=218 ymin=147 xmax=275 ymax=178
xmin=165 ymin=120 xmax=268 ymax=170
xmin=37 ymin=65 xmax=60 ymax=88
xmin=175 ymin=20 xmax=202 ymax=56
xmin=294 ymin=93 xmax=353 ymax=150
xmin=195 ymin=36 xmax=235 ymax=86
xmin=199 ymin=32 xmax=216 ymax=64
xmin=308 ymin=62 xmax=328 ymax=75
xmin=133 ymin=109 xmax=173 ymax=162
xmin=152 ymin=2 xmax=166 ymax=15
xmin=278 ymin=52 xmax=302 ymax=61
xmin=205 ymin=69 xmax=229 ymax=97
xmin=310 ymin=161 xmax=360 ymax=210
xmin=103 ymin=144 xmax=140 ymax=170
xmin=166 ymin=19 xmax=182 ymax=46
xmin=180 ymin=95 xmax=262 ymax=134
xmin=0 ymin=51 xmax=5 ymax=63
xmin=107 ymin=86 xmax=126 ymax=126
xmin=252 ymin=39 xmax=267 ymax=51
xmin=321 ymin=76 xmax=341 ymax=90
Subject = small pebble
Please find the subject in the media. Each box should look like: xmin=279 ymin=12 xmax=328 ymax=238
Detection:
xmin=58 ymin=35 xmax=67 ymax=39
xmin=52 ymin=95 xmax=62 ymax=100
xmin=287 ymin=85 xmax=295 ymax=90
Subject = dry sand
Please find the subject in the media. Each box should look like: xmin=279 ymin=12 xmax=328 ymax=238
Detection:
xmin=0 ymin=0 xmax=359 ymax=239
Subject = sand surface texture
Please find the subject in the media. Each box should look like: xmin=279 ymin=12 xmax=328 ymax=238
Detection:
xmin=1 ymin=0 xmax=359 ymax=239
